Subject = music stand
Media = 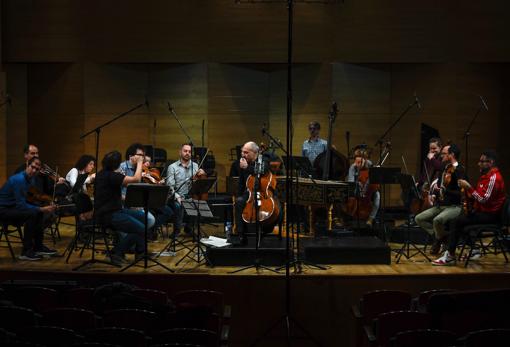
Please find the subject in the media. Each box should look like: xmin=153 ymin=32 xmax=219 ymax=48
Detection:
xmin=395 ymin=174 xmax=431 ymax=263
xmin=282 ymin=156 xmax=314 ymax=178
xmin=175 ymin=198 xmax=214 ymax=268
xmin=368 ymin=167 xmax=401 ymax=242
xmin=120 ymin=183 xmax=174 ymax=272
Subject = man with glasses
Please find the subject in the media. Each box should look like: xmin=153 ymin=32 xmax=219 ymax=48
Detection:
xmin=0 ymin=157 xmax=58 ymax=260
xmin=432 ymin=150 xmax=506 ymax=266
xmin=415 ymin=144 xmax=466 ymax=255
xmin=302 ymin=121 xmax=328 ymax=165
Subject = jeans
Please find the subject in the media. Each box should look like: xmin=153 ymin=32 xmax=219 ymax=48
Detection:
xmin=0 ymin=207 xmax=47 ymax=253
xmin=415 ymin=205 xmax=462 ymax=239
xmin=110 ymin=209 xmax=154 ymax=256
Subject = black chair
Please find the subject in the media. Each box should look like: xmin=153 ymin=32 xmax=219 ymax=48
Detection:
xmin=85 ymin=327 xmax=148 ymax=347
xmin=366 ymin=311 xmax=431 ymax=347
xmin=463 ymin=328 xmax=510 ymax=347
xmin=103 ymin=309 xmax=159 ymax=334
xmin=390 ymin=329 xmax=456 ymax=347
xmin=0 ymin=220 xmax=23 ymax=261
xmin=153 ymin=328 xmax=218 ymax=347
xmin=21 ymin=326 xmax=83 ymax=347
xmin=9 ymin=287 xmax=59 ymax=313
xmin=457 ymin=198 xmax=510 ymax=267
xmin=0 ymin=306 xmax=39 ymax=333
xmin=42 ymin=308 xmax=100 ymax=332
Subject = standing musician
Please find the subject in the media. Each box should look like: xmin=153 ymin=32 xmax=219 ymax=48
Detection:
xmin=432 ymin=150 xmax=506 ymax=266
xmin=418 ymin=137 xmax=443 ymax=188
xmin=302 ymin=121 xmax=328 ymax=165
xmin=235 ymin=141 xmax=277 ymax=244
xmin=415 ymin=144 xmax=466 ymax=255
xmin=347 ymin=149 xmax=380 ymax=226
xmin=165 ymin=143 xmax=206 ymax=236
xmin=0 ymin=157 xmax=58 ymax=260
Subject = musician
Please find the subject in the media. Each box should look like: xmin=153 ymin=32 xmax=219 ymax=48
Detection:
xmin=347 ymin=149 xmax=380 ymax=226
xmin=0 ymin=157 xmax=58 ymax=261
xmin=94 ymin=150 xmax=151 ymax=265
xmin=418 ymin=137 xmax=443 ymax=187
xmin=14 ymin=144 xmax=66 ymax=195
xmin=65 ymin=154 xmax=96 ymax=195
xmin=165 ymin=143 xmax=206 ymax=236
xmin=415 ymin=144 xmax=466 ymax=255
xmin=302 ymin=121 xmax=327 ymax=165
xmin=235 ymin=141 xmax=276 ymax=244
xmin=432 ymin=150 xmax=506 ymax=266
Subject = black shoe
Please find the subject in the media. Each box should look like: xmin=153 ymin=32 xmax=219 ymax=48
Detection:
xmin=35 ymin=245 xmax=58 ymax=256
xmin=109 ymin=254 xmax=127 ymax=266
xmin=19 ymin=250 xmax=43 ymax=261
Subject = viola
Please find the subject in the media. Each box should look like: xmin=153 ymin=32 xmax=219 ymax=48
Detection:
xmin=242 ymin=159 xmax=280 ymax=226
xmin=142 ymin=167 xmax=164 ymax=185
xmin=191 ymin=170 xmax=209 ymax=201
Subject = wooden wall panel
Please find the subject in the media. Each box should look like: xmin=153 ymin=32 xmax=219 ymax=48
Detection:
xmin=27 ymin=63 xmax=84 ymax=174
xmin=208 ymin=63 xmax=270 ymax=189
xmin=3 ymin=1 xmax=510 ymax=63
xmin=4 ymin=64 xmax=28 ymax=175
xmin=0 ymin=71 xmax=5 ymax=183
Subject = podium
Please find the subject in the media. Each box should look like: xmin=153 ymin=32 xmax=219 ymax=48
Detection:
xmin=120 ymin=183 xmax=173 ymax=272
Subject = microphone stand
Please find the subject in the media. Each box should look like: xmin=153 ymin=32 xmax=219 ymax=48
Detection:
xmin=463 ymin=96 xmax=487 ymax=178
xmin=263 ymin=128 xmax=326 ymax=273
xmin=73 ymin=101 xmax=147 ymax=271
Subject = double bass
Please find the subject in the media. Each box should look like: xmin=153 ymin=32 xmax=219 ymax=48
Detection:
xmin=242 ymin=155 xmax=280 ymax=226
xmin=313 ymin=102 xmax=349 ymax=180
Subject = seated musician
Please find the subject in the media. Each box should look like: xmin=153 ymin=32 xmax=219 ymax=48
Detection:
xmin=415 ymin=144 xmax=465 ymax=255
xmin=302 ymin=121 xmax=327 ymax=165
xmin=94 ymin=150 xmax=152 ymax=265
xmin=235 ymin=141 xmax=277 ymax=245
xmin=432 ymin=150 xmax=506 ymax=266
xmin=418 ymin=137 xmax=443 ymax=188
xmin=165 ymin=143 xmax=206 ymax=236
xmin=0 ymin=157 xmax=58 ymax=260
xmin=347 ymin=149 xmax=380 ymax=226
xmin=65 ymin=154 xmax=96 ymax=195
xmin=15 ymin=144 xmax=66 ymax=196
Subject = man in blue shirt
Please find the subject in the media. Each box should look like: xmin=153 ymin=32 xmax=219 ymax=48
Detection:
xmin=0 ymin=157 xmax=58 ymax=260
xmin=302 ymin=121 xmax=328 ymax=166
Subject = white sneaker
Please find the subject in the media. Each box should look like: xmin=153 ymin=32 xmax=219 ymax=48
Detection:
xmin=432 ymin=250 xmax=456 ymax=266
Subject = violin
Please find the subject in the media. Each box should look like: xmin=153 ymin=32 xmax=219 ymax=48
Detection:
xmin=242 ymin=156 xmax=280 ymax=226
xmin=438 ymin=163 xmax=456 ymax=203
xmin=191 ymin=169 xmax=209 ymax=201
xmin=142 ymin=167 xmax=164 ymax=185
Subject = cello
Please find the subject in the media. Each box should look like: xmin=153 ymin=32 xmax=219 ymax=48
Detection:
xmin=242 ymin=154 xmax=280 ymax=226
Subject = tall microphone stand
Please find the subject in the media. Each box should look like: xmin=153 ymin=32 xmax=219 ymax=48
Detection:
xmin=73 ymin=101 xmax=147 ymax=271
xmin=463 ymin=96 xmax=488 ymax=178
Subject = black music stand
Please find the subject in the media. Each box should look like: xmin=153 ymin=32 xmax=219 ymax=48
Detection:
xmin=175 ymin=198 xmax=214 ymax=268
xmin=282 ymin=156 xmax=314 ymax=179
xmin=120 ymin=183 xmax=174 ymax=272
xmin=395 ymin=174 xmax=431 ymax=263
xmin=369 ymin=167 xmax=401 ymax=242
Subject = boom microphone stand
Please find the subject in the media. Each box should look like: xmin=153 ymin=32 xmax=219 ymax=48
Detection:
xmin=74 ymin=100 xmax=148 ymax=271
xmin=463 ymin=95 xmax=488 ymax=178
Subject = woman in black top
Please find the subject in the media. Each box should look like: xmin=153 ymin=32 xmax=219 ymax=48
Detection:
xmin=94 ymin=150 xmax=148 ymax=265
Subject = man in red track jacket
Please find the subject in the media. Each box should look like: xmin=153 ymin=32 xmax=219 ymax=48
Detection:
xmin=432 ymin=150 xmax=506 ymax=266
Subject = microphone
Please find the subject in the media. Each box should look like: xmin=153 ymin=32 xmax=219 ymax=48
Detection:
xmin=479 ymin=95 xmax=489 ymax=111
xmin=167 ymin=101 xmax=174 ymax=112
xmin=414 ymin=92 xmax=421 ymax=109
xmin=330 ymin=101 xmax=338 ymax=115
xmin=144 ymin=96 xmax=149 ymax=108
xmin=6 ymin=94 xmax=12 ymax=106
xmin=261 ymin=122 xmax=266 ymax=136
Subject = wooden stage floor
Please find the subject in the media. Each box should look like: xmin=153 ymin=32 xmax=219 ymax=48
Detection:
xmin=2 ymin=218 xmax=510 ymax=277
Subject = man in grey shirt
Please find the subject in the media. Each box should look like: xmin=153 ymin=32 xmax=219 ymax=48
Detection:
xmin=166 ymin=143 xmax=206 ymax=235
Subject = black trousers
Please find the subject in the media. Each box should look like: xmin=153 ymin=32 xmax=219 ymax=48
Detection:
xmin=0 ymin=207 xmax=45 ymax=252
xmin=447 ymin=211 xmax=500 ymax=254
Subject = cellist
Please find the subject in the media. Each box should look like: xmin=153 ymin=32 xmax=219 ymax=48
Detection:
xmin=347 ymin=149 xmax=380 ymax=226
xmin=235 ymin=141 xmax=277 ymax=245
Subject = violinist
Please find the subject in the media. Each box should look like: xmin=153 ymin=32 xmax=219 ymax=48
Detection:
xmin=165 ymin=143 xmax=206 ymax=236
xmin=0 ymin=157 xmax=58 ymax=261
xmin=432 ymin=150 xmax=506 ymax=266
xmin=418 ymin=137 xmax=443 ymax=188
xmin=235 ymin=141 xmax=275 ymax=245
xmin=14 ymin=144 xmax=66 ymax=196
xmin=65 ymin=154 xmax=96 ymax=195
xmin=302 ymin=121 xmax=328 ymax=165
xmin=119 ymin=143 xmax=156 ymax=228
xmin=347 ymin=149 xmax=380 ymax=226
xmin=415 ymin=144 xmax=466 ymax=255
